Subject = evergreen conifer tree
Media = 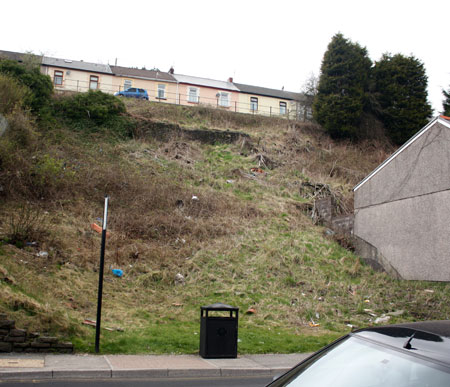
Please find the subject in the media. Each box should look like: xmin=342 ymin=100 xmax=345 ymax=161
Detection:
xmin=443 ymin=87 xmax=450 ymax=116
xmin=313 ymin=33 xmax=372 ymax=139
xmin=372 ymin=54 xmax=432 ymax=144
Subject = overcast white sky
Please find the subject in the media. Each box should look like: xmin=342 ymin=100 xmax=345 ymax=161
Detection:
xmin=2 ymin=0 xmax=449 ymax=113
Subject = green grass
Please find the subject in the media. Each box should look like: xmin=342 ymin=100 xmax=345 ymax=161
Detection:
xmin=72 ymin=319 xmax=341 ymax=355
xmin=1 ymin=99 xmax=450 ymax=355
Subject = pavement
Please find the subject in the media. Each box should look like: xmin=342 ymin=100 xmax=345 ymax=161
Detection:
xmin=0 ymin=353 xmax=312 ymax=380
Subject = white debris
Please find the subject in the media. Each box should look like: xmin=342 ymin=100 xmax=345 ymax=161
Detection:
xmin=375 ymin=316 xmax=391 ymax=324
xmin=174 ymin=273 xmax=185 ymax=286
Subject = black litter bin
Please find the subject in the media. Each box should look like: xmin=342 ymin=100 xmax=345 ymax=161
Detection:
xmin=199 ymin=303 xmax=239 ymax=358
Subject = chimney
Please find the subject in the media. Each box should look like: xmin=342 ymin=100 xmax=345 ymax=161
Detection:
xmin=228 ymin=77 xmax=233 ymax=83
xmin=169 ymin=67 xmax=174 ymax=74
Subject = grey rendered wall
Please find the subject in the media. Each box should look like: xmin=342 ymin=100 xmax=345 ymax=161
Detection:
xmin=354 ymin=190 xmax=450 ymax=281
xmin=354 ymin=121 xmax=450 ymax=280
xmin=355 ymin=122 xmax=450 ymax=210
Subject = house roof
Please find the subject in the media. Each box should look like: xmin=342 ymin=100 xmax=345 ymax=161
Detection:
xmin=353 ymin=116 xmax=450 ymax=192
xmin=42 ymin=56 xmax=112 ymax=74
xmin=233 ymin=83 xmax=300 ymax=100
xmin=0 ymin=50 xmax=42 ymax=63
xmin=110 ymin=66 xmax=176 ymax=82
xmin=173 ymin=74 xmax=239 ymax=91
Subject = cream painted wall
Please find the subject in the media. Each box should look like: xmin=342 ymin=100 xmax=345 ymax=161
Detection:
xmin=112 ymin=76 xmax=178 ymax=104
xmin=177 ymin=84 xmax=239 ymax=110
xmin=41 ymin=66 xmax=114 ymax=93
xmin=237 ymin=93 xmax=293 ymax=117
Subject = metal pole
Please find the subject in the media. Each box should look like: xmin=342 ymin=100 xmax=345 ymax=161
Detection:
xmin=95 ymin=195 xmax=109 ymax=353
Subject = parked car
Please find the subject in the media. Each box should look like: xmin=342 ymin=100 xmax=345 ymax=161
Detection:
xmin=114 ymin=87 xmax=148 ymax=100
xmin=267 ymin=320 xmax=450 ymax=386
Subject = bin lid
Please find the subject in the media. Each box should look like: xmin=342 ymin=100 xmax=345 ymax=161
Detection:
xmin=201 ymin=302 xmax=239 ymax=311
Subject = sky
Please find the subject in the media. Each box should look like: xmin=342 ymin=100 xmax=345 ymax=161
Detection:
xmin=2 ymin=0 xmax=449 ymax=113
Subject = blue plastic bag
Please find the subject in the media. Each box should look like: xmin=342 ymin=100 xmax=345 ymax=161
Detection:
xmin=112 ymin=269 xmax=123 ymax=278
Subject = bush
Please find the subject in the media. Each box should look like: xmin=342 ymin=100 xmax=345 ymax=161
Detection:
xmin=0 ymin=74 xmax=30 ymax=115
xmin=53 ymin=91 xmax=131 ymax=138
xmin=4 ymin=204 xmax=49 ymax=248
xmin=54 ymin=90 xmax=126 ymax=124
xmin=0 ymin=59 xmax=53 ymax=113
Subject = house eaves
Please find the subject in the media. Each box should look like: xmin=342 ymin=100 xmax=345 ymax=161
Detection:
xmin=42 ymin=56 xmax=112 ymax=74
xmin=353 ymin=116 xmax=450 ymax=192
xmin=233 ymin=83 xmax=300 ymax=100
xmin=0 ymin=50 xmax=43 ymax=63
xmin=173 ymin=74 xmax=239 ymax=91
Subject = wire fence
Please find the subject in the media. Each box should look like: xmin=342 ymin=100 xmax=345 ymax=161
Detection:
xmin=53 ymin=77 xmax=313 ymax=121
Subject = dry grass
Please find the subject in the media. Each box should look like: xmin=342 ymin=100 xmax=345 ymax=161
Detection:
xmin=3 ymin=99 xmax=448 ymax=354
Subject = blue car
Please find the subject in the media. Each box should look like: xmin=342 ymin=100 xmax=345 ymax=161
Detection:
xmin=114 ymin=87 xmax=148 ymax=100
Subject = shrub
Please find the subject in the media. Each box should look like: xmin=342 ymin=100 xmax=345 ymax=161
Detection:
xmin=4 ymin=204 xmax=49 ymax=248
xmin=54 ymin=90 xmax=126 ymax=124
xmin=53 ymin=91 xmax=131 ymax=138
xmin=0 ymin=59 xmax=53 ymax=113
xmin=0 ymin=74 xmax=30 ymax=115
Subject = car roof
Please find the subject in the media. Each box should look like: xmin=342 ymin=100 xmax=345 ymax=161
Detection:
xmin=353 ymin=320 xmax=450 ymax=365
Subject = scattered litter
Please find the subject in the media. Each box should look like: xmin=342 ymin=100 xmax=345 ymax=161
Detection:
xmin=26 ymin=242 xmax=37 ymax=247
xmin=174 ymin=273 xmax=185 ymax=286
xmin=226 ymin=179 xmax=234 ymax=184
xmin=375 ymin=316 xmax=391 ymax=324
xmin=245 ymin=308 xmax=256 ymax=315
xmin=91 ymin=223 xmax=102 ymax=233
xmin=36 ymin=251 xmax=48 ymax=258
xmin=324 ymin=228 xmax=335 ymax=236
xmin=250 ymin=167 xmax=265 ymax=174
xmin=191 ymin=195 xmax=199 ymax=201
xmin=346 ymin=324 xmax=354 ymax=328
xmin=364 ymin=299 xmax=370 ymax=303
xmin=315 ymin=312 xmax=320 ymax=319
xmin=194 ymin=332 xmax=198 ymax=335
xmin=175 ymin=238 xmax=186 ymax=244
xmin=90 ymin=223 xmax=111 ymax=238
xmin=112 ymin=269 xmax=123 ymax=278
xmin=387 ymin=310 xmax=405 ymax=317
xmin=82 ymin=319 xmax=124 ymax=332
xmin=424 ymin=289 xmax=434 ymax=293
xmin=237 ymin=339 xmax=242 ymax=343
xmin=309 ymin=322 xmax=320 ymax=327
xmin=172 ymin=303 xmax=183 ymax=307
xmin=317 ymin=296 xmax=324 ymax=301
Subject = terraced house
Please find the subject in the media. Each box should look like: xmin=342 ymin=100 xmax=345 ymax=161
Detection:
xmin=0 ymin=49 xmax=311 ymax=120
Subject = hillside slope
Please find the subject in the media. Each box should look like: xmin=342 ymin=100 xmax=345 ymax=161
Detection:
xmin=1 ymin=99 xmax=449 ymax=354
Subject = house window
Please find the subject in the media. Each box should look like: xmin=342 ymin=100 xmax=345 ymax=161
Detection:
xmin=124 ymin=79 xmax=132 ymax=90
xmin=54 ymin=70 xmax=63 ymax=86
xmin=250 ymin=97 xmax=258 ymax=111
xmin=188 ymin=87 xmax=199 ymax=103
xmin=218 ymin=92 xmax=230 ymax=107
xmin=279 ymin=101 xmax=287 ymax=115
xmin=158 ymin=84 xmax=166 ymax=99
xmin=89 ymin=75 xmax=99 ymax=90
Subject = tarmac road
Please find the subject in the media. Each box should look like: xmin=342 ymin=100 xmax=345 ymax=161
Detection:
xmin=0 ymin=375 xmax=274 ymax=387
